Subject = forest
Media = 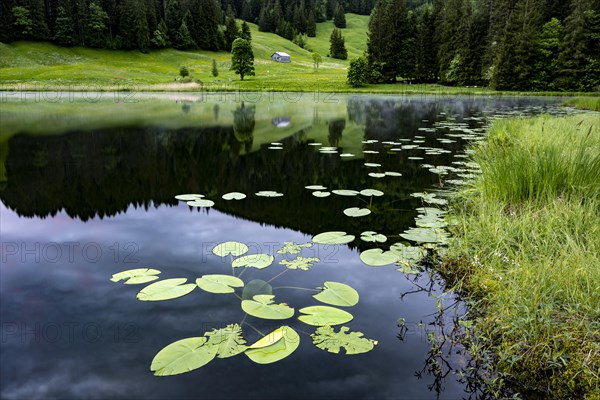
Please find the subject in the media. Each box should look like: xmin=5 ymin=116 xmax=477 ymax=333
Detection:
xmin=1 ymin=0 xmax=598 ymax=91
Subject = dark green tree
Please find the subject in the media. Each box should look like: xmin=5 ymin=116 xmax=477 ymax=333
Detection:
xmin=174 ymin=19 xmax=195 ymax=49
xmin=119 ymin=0 xmax=150 ymax=51
xmin=211 ymin=59 xmax=219 ymax=77
xmin=329 ymin=27 xmax=347 ymax=59
xmin=54 ymin=6 xmax=76 ymax=46
xmin=333 ymin=3 xmax=346 ymax=28
xmin=151 ymin=19 xmax=170 ymax=48
xmin=12 ymin=6 xmax=33 ymax=39
xmin=414 ymin=5 xmax=437 ymax=82
xmin=240 ymin=20 xmax=252 ymax=41
xmin=165 ymin=0 xmax=182 ymax=39
xmin=347 ymin=56 xmax=369 ymax=87
xmin=306 ymin=11 xmax=317 ymax=36
xmin=86 ymin=1 xmax=109 ymax=48
xmin=224 ymin=9 xmax=240 ymax=51
xmin=230 ymin=37 xmax=255 ymax=80
xmin=531 ymin=18 xmax=563 ymax=89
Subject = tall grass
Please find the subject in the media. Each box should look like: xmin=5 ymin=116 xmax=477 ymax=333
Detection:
xmin=563 ymin=96 xmax=600 ymax=111
xmin=442 ymin=114 xmax=600 ymax=398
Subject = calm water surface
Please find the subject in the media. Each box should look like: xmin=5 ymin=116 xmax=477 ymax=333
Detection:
xmin=0 ymin=93 xmax=566 ymax=399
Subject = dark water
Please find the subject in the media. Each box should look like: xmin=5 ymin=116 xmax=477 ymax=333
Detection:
xmin=0 ymin=93 xmax=565 ymax=399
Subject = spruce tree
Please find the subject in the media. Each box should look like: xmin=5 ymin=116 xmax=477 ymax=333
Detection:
xmin=329 ymin=28 xmax=347 ymax=59
xmin=211 ymin=59 xmax=219 ymax=77
xmin=86 ymin=1 xmax=108 ymax=48
xmin=334 ymin=4 xmax=346 ymax=28
xmin=224 ymin=9 xmax=240 ymax=51
xmin=54 ymin=6 xmax=76 ymax=46
xmin=240 ymin=21 xmax=252 ymax=41
xmin=174 ymin=19 xmax=195 ymax=49
xmin=12 ymin=6 xmax=33 ymax=39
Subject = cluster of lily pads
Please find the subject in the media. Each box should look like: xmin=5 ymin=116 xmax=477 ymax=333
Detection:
xmin=111 ymin=239 xmax=379 ymax=376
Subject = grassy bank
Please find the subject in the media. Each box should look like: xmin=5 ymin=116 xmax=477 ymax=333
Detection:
xmin=563 ymin=97 xmax=600 ymax=111
xmin=441 ymin=114 xmax=600 ymax=398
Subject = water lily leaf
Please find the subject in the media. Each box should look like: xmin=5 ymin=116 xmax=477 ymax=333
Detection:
xmin=137 ymin=278 xmax=197 ymax=301
xmin=363 ymin=150 xmax=379 ymax=154
xmin=332 ymin=189 xmax=359 ymax=196
xmin=340 ymin=153 xmax=355 ymax=157
xmin=359 ymin=189 xmax=384 ymax=197
xmin=222 ymin=192 xmax=247 ymax=200
xmin=255 ymin=191 xmax=284 ymax=197
xmin=232 ymin=254 xmax=274 ymax=269
xmin=311 ymin=326 xmax=377 ymax=355
xmin=399 ymin=228 xmax=450 ymax=244
xmin=150 ymin=337 xmax=218 ymax=376
xmin=368 ymin=173 xmax=386 ymax=178
xmin=187 ymin=199 xmax=215 ymax=207
xmin=385 ymin=171 xmax=403 ymax=177
xmin=364 ymin=162 xmax=381 ymax=167
xmin=360 ymin=231 xmax=387 ymax=243
xmin=241 ymin=295 xmax=295 ymax=320
xmin=312 ymin=231 xmax=355 ymax=245
xmin=110 ymin=268 xmax=161 ymax=284
xmin=279 ymin=256 xmax=320 ymax=271
xmin=305 ymin=185 xmax=327 ymax=190
xmin=212 ymin=241 xmax=249 ymax=257
xmin=298 ymin=306 xmax=354 ymax=326
xmin=308 ymin=142 xmax=323 ymax=146
xmin=196 ymin=275 xmax=244 ymax=294
xmin=277 ymin=242 xmax=313 ymax=255
xmin=362 ymin=139 xmax=378 ymax=144
xmin=359 ymin=249 xmax=399 ymax=266
xmin=204 ymin=323 xmax=247 ymax=358
xmin=312 ymin=191 xmax=331 ymax=198
xmin=242 ymin=279 xmax=272 ymax=300
xmin=313 ymin=282 xmax=359 ymax=307
xmin=175 ymin=194 xmax=204 ymax=201
xmin=268 ymin=146 xmax=283 ymax=150
xmin=343 ymin=207 xmax=371 ymax=217
xmin=271 ymin=142 xmax=283 ymax=146
xmin=389 ymin=242 xmax=426 ymax=266
xmin=415 ymin=213 xmax=447 ymax=228
xmin=245 ymin=326 xmax=300 ymax=364
xmin=407 ymin=156 xmax=424 ymax=160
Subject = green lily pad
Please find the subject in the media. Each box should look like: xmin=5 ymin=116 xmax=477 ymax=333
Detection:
xmin=204 ymin=324 xmax=247 ymax=358
xmin=298 ymin=306 xmax=354 ymax=326
xmin=360 ymin=231 xmax=387 ymax=243
xmin=360 ymin=189 xmax=384 ymax=197
xmin=389 ymin=242 xmax=426 ymax=266
xmin=311 ymin=326 xmax=378 ymax=355
xmin=222 ymin=192 xmax=246 ymax=200
xmin=212 ymin=241 xmax=249 ymax=257
xmin=187 ymin=199 xmax=215 ymax=207
xmin=196 ymin=275 xmax=244 ymax=294
xmin=241 ymin=295 xmax=295 ymax=320
xmin=359 ymin=249 xmax=399 ymax=266
xmin=312 ymin=191 xmax=331 ymax=198
xmin=332 ymin=189 xmax=359 ymax=196
xmin=245 ymin=326 xmax=300 ymax=364
xmin=279 ymin=256 xmax=320 ymax=271
xmin=232 ymin=254 xmax=274 ymax=269
xmin=368 ymin=173 xmax=386 ymax=178
xmin=363 ymin=150 xmax=379 ymax=154
xmin=385 ymin=171 xmax=403 ymax=177
xmin=110 ymin=268 xmax=161 ymax=284
xmin=364 ymin=162 xmax=381 ymax=167
xmin=399 ymin=228 xmax=450 ymax=244
xmin=277 ymin=241 xmax=313 ymax=255
xmin=312 ymin=231 xmax=355 ymax=245
xmin=305 ymin=185 xmax=327 ymax=190
xmin=175 ymin=194 xmax=204 ymax=201
xmin=150 ymin=337 xmax=218 ymax=376
xmin=137 ymin=278 xmax=197 ymax=301
xmin=242 ymin=279 xmax=273 ymax=301
xmin=343 ymin=207 xmax=371 ymax=217
xmin=340 ymin=153 xmax=355 ymax=157
xmin=255 ymin=191 xmax=284 ymax=197
xmin=313 ymin=282 xmax=359 ymax=307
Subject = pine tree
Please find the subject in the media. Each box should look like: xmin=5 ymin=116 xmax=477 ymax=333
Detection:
xmin=414 ymin=5 xmax=437 ymax=82
xmin=151 ymin=19 xmax=170 ymax=47
xmin=87 ymin=1 xmax=108 ymax=48
xmin=306 ymin=11 xmax=316 ymax=36
xmin=531 ymin=18 xmax=563 ymax=89
xmin=230 ymin=37 xmax=255 ymax=80
xmin=174 ymin=19 xmax=195 ymax=49
xmin=240 ymin=20 xmax=252 ymax=41
xmin=333 ymin=3 xmax=346 ymax=28
xmin=329 ymin=27 xmax=347 ymax=59
xmin=12 ymin=6 xmax=33 ymax=39
xmin=54 ymin=6 xmax=76 ymax=46
xmin=224 ymin=8 xmax=240 ymax=51
xmin=211 ymin=59 xmax=219 ymax=77
xmin=366 ymin=0 xmax=386 ymax=82
xmin=165 ymin=0 xmax=182 ymax=38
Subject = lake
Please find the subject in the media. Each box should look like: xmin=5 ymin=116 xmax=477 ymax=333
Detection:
xmin=0 ymin=92 xmax=568 ymax=399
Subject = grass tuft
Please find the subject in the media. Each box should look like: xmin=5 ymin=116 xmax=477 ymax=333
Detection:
xmin=442 ymin=114 xmax=600 ymax=398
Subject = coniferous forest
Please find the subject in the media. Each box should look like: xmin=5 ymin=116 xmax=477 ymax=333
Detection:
xmin=1 ymin=0 xmax=598 ymax=91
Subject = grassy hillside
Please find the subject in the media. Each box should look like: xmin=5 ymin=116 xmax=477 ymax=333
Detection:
xmin=0 ymin=17 xmax=368 ymax=91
